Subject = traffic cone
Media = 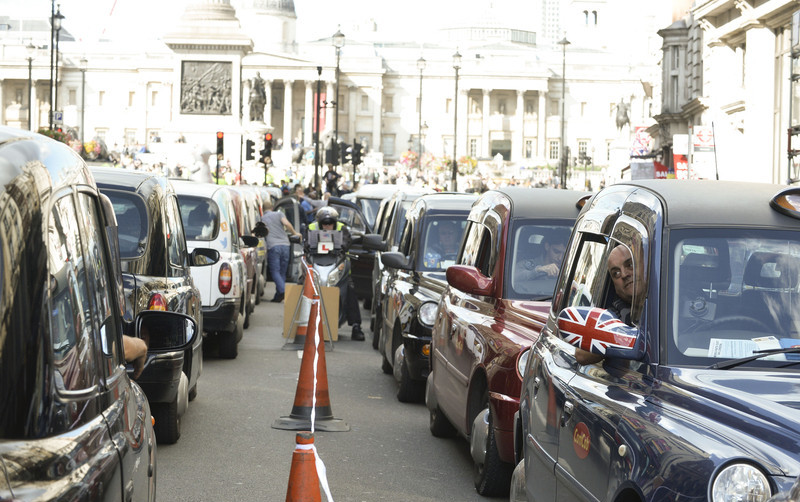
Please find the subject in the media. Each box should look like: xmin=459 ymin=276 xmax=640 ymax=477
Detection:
xmin=272 ymin=280 xmax=349 ymax=432
xmin=283 ymin=268 xmax=316 ymax=351
xmin=285 ymin=431 xmax=321 ymax=502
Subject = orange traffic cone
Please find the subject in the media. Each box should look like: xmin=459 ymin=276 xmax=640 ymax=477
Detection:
xmin=273 ymin=279 xmax=349 ymax=432
xmin=285 ymin=431 xmax=321 ymax=502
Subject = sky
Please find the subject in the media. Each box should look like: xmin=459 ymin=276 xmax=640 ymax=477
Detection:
xmin=3 ymin=0 xmax=460 ymax=44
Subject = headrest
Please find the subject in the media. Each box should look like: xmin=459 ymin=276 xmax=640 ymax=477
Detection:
xmin=743 ymin=252 xmax=799 ymax=289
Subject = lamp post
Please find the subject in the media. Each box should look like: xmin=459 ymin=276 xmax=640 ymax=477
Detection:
xmin=417 ymin=56 xmax=426 ymax=172
xmin=80 ymin=58 xmax=87 ymax=144
xmin=314 ymin=66 xmax=323 ymax=193
xmin=332 ymin=29 xmax=345 ymax=170
xmin=558 ymin=37 xmax=570 ymax=189
xmin=451 ymin=50 xmax=461 ymax=192
xmin=27 ymin=42 xmax=36 ymax=131
xmin=420 ymin=120 xmax=428 ymax=179
xmin=48 ymin=1 xmax=64 ymax=130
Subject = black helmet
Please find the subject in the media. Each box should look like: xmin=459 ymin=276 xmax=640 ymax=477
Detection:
xmin=316 ymin=206 xmax=339 ymax=226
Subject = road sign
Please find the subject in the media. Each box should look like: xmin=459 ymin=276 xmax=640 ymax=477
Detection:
xmin=53 ymin=111 xmax=63 ymax=124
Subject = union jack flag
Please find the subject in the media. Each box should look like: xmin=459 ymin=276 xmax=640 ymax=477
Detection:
xmin=558 ymin=306 xmax=638 ymax=355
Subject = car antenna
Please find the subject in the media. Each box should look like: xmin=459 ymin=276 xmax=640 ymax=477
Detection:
xmin=712 ymin=121 xmax=719 ymax=180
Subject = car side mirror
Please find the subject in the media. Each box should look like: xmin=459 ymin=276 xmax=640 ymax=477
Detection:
xmin=362 ymin=233 xmax=387 ymax=252
xmin=136 ymin=310 xmax=198 ymax=352
xmin=446 ymin=265 xmax=493 ymax=296
xmin=381 ymin=251 xmax=412 ymax=271
xmin=241 ymin=235 xmax=260 ymax=248
xmin=557 ymin=306 xmax=645 ymax=360
xmin=351 ymin=233 xmax=364 ymax=245
xmin=190 ymin=247 xmax=220 ymax=266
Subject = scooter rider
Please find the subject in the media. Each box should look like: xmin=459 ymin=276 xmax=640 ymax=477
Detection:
xmin=306 ymin=207 xmax=365 ymax=341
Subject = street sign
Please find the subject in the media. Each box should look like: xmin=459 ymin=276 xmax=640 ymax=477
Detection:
xmin=53 ymin=111 xmax=63 ymax=124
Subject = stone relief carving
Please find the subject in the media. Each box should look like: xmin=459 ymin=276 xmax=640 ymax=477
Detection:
xmin=180 ymin=61 xmax=232 ymax=115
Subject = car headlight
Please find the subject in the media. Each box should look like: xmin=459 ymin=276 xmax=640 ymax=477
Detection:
xmin=712 ymin=464 xmax=772 ymax=502
xmin=418 ymin=301 xmax=438 ymax=327
xmin=517 ymin=349 xmax=530 ymax=379
xmin=327 ymin=263 xmax=346 ymax=287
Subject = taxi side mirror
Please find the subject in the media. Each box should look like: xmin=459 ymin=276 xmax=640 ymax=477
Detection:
xmin=362 ymin=233 xmax=387 ymax=252
xmin=190 ymin=247 xmax=220 ymax=266
xmin=136 ymin=310 xmax=198 ymax=352
xmin=446 ymin=265 xmax=493 ymax=296
xmin=557 ymin=306 xmax=645 ymax=360
xmin=381 ymin=251 xmax=412 ymax=271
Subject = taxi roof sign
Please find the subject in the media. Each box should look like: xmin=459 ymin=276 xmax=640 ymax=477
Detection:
xmin=770 ymin=187 xmax=800 ymax=219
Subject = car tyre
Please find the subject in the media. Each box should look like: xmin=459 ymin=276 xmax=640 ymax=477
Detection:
xmin=473 ymin=406 xmax=513 ymax=496
xmin=219 ymin=311 xmax=243 ymax=359
xmin=188 ymin=382 xmax=198 ymax=402
xmin=429 ymin=404 xmax=457 ymax=438
xmin=152 ymin=399 xmax=180 ymax=444
xmin=371 ymin=309 xmax=382 ymax=350
xmin=395 ymin=347 xmax=424 ymax=403
xmin=381 ymin=351 xmax=392 ymax=374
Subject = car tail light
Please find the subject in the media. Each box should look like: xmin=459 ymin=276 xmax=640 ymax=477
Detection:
xmin=148 ymin=293 xmax=167 ymax=311
xmin=219 ymin=263 xmax=232 ymax=294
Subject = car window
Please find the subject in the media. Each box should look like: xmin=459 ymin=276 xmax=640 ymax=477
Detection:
xmin=105 ymin=190 xmax=148 ymax=258
xmin=419 ymin=218 xmax=468 ymax=271
xmin=77 ymin=192 xmax=124 ymax=378
xmin=178 ymin=195 xmax=220 ymax=241
xmin=668 ymin=228 xmax=800 ymax=366
xmin=166 ymin=195 xmax=188 ymax=271
xmin=393 ymin=201 xmax=414 ymax=246
xmin=334 ymin=204 xmax=367 ymax=234
xmin=459 ymin=221 xmax=483 ymax=267
xmin=506 ymin=222 xmax=573 ymax=300
xmin=49 ymin=195 xmax=99 ymax=392
xmin=361 ymin=198 xmax=381 ymax=228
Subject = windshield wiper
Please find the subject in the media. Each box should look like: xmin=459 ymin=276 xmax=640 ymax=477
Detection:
xmin=708 ymin=346 xmax=800 ymax=370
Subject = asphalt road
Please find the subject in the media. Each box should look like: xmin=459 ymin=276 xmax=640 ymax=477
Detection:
xmin=156 ymin=282 xmax=506 ymax=501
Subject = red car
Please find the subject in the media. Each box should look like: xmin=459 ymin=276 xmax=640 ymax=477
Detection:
xmin=426 ymin=187 xmax=589 ymax=496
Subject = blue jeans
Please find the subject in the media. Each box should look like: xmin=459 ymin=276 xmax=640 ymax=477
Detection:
xmin=268 ymin=245 xmax=290 ymax=295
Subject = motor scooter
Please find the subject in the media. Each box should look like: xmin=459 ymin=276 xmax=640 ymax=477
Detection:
xmin=292 ymin=230 xmax=351 ymax=328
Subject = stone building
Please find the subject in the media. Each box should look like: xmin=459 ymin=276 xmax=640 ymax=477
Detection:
xmin=0 ymin=0 xmax=669 ymax=186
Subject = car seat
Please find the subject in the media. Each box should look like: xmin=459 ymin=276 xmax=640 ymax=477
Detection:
xmin=741 ymin=251 xmax=800 ymax=334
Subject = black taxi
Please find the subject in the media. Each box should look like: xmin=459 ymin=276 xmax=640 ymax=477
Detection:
xmin=0 ymin=126 xmax=197 ymax=500
xmin=513 ymin=180 xmax=800 ymax=502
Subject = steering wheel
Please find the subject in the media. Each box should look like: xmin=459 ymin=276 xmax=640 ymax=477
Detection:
xmin=706 ymin=315 xmax=773 ymax=332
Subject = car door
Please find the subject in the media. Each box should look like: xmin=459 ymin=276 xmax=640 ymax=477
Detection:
xmin=275 ymin=196 xmax=304 ymax=283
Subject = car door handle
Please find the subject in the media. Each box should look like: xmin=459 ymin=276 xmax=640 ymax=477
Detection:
xmin=561 ymin=400 xmax=574 ymax=427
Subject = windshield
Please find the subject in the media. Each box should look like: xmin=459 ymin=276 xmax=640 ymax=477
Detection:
xmin=418 ymin=217 xmax=468 ymax=271
xmin=667 ymin=228 xmax=800 ymax=368
xmin=506 ymin=220 xmax=573 ymax=300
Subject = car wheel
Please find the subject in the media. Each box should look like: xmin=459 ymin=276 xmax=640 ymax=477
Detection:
xmin=363 ymin=297 xmax=371 ymax=310
xmin=395 ymin=346 xmax=424 ymax=403
xmin=153 ymin=399 xmax=180 ymax=444
xmin=188 ymin=383 xmax=198 ymax=402
xmin=381 ymin=350 xmax=392 ymax=374
xmin=509 ymin=460 xmax=527 ymax=502
xmin=219 ymin=312 xmax=243 ymax=359
xmin=255 ymin=276 xmax=264 ymax=305
xmin=472 ymin=406 xmax=513 ymax=496
xmin=429 ymin=403 xmax=457 ymax=438
xmin=371 ymin=309 xmax=382 ymax=350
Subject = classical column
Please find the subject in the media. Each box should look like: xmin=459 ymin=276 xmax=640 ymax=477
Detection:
xmin=0 ymin=82 xmax=4 ymax=126
xmin=743 ymin=26 xmax=775 ymax=183
xmin=514 ymin=90 xmax=525 ymax=162
xmin=242 ymin=79 xmax=251 ymax=123
xmin=482 ymin=89 xmax=490 ymax=158
xmin=457 ymin=88 xmax=468 ymax=160
xmin=326 ymin=81 xmax=335 ymax=135
xmin=537 ymin=91 xmax=546 ymax=163
xmin=348 ymin=85 xmax=357 ymax=143
xmin=372 ymin=85 xmax=382 ymax=152
xmin=283 ymin=80 xmax=294 ymax=147
xmin=31 ymin=84 xmax=39 ymax=132
xmin=263 ymin=79 xmax=272 ymax=128
xmin=304 ymin=81 xmax=313 ymax=148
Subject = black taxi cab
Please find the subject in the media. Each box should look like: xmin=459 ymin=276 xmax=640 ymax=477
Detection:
xmin=0 ymin=126 xmax=197 ymax=500
xmin=513 ymin=180 xmax=800 ymax=502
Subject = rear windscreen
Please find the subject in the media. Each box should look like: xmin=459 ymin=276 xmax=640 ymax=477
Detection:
xmin=105 ymin=191 xmax=148 ymax=258
xmin=177 ymin=195 xmax=220 ymax=241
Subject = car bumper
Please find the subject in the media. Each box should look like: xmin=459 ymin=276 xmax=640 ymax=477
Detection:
xmin=202 ymin=298 xmax=241 ymax=333
xmin=490 ymin=391 xmax=521 ymax=464
xmin=403 ymin=332 xmax=431 ymax=381
xmin=136 ymin=351 xmax=184 ymax=404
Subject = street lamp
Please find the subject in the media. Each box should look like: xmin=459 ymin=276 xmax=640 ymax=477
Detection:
xmin=417 ymin=56 xmax=426 ymax=172
xmin=558 ymin=37 xmax=570 ymax=189
xmin=26 ymin=42 xmax=36 ymax=131
xmin=314 ymin=66 xmax=323 ymax=193
xmin=451 ymin=50 xmax=461 ymax=192
xmin=49 ymin=2 xmax=64 ymax=130
xmin=80 ymin=58 xmax=88 ymax=144
xmin=420 ymin=120 xmax=428 ymax=176
xmin=332 ymin=28 xmax=345 ymax=170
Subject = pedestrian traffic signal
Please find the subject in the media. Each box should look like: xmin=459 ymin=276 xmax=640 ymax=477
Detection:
xmin=216 ymin=131 xmax=224 ymax=160
xmin=245 ymin=139 xmax=256 ymax=161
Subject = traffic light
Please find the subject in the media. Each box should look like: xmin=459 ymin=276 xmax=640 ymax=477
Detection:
xmin=245 ymin=139 xmax=255 ymax=161
xmin=343 ymin=144 xmax=353 ymax=165
xmin=216 ymin=131 xmax=224 ymax=161
xmin=352 ymin=141 xmax=362 ymax=166
xmin=262 ymin=132 xmax=273 ymax=164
